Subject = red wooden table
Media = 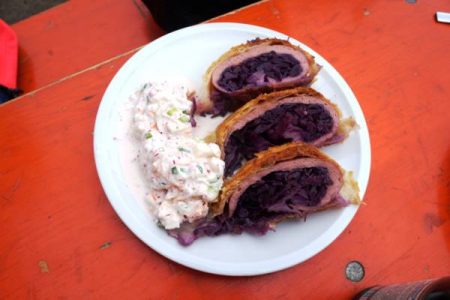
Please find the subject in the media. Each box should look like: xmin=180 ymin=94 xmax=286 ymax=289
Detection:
xmin=1 ymin=0 xmax=449 ymax=299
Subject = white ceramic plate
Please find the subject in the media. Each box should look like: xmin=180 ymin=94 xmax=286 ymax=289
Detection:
xmin=94 ymin=23 xmax=371 ymax=276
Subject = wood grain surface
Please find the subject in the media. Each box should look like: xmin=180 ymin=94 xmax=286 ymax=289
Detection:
xmin=1 ymin=0 xmax=449 ymax=299
xmin=12 ymin=0 xmax=165 ymax=93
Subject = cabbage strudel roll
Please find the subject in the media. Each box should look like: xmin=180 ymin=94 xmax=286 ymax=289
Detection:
xmin=171 ymin=142 xmax=360 ymax=246
xmin=216 ymin=87 xmax=356 ymax=176
xmin=201 ymin=38 xmax=320 ymax=115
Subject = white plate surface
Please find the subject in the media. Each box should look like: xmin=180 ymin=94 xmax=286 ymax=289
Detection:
xmin=94 ymin=23 xmax=371 ymax=276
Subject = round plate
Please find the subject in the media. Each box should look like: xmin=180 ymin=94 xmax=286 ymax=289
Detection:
xmin=93 ymin=23 xmax=371 ymax=276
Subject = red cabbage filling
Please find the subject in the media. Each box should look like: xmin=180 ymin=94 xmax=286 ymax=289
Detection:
xmin=224 ymin=103 xmax=334 ymax=176
xmin=175 ymin=167 xmax=334 ymax=245
xmin=208 ymin=88 xmax=271 ymax=116
xmin=217 ymin=51 xmax=302 ymax=92
xmin=226 ymin=167 xmax=332 ymax=231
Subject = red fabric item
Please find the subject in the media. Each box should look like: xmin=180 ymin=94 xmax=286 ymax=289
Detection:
xmin=0 ymin=19 xmax=18 ymax=88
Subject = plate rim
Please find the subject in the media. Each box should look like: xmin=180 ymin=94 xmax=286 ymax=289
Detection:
xmin=93 ymin=22 xmax=371 ymax=276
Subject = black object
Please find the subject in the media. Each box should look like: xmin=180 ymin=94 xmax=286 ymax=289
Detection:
xmin=142 ymin=0 xmax=258 ymax=32
xmin=0 ymin=0 xmax=67 ymax=25
xmin=0 ymin=85 xmax=22 ymax=104
xmin=353 ymin=276 xmax=450 ymax=300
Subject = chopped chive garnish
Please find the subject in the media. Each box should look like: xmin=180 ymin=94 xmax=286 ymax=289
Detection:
xmin=178 ymin=115 xmax=190 ymax=123
xmin=178 ymin=147 xmax=190 ymax=153
xmin=171 ymin=167 xmax=178 ymax=175
xmin=145 ymin=132 xmax=153 ymax=139
xmin=182 ymin=110 xmax=189 ymax=114
xmin=167 ymin=107 xmax=177 ymax=116
xmin=197 ymin=165 xmax=203 ymax=173
xmin=209 ymin=176 xmax=220 ymax=184
xmin=156 ymin=221 xmax=164 ymax=228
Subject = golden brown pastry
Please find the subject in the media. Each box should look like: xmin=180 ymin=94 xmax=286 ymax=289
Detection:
xmin=213 ymin=142 xmax=360 ymax=216
xmin=170 ymin=142 xmax=360 ymax=246
xmin=199 ymin=38 xmax=320 ymax=115
xmin=215 ymin=87 xmax=356 ymax=176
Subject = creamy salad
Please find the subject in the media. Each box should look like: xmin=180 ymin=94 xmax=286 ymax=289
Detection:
xmin=130 ymin=81 xmax=224 ymax=230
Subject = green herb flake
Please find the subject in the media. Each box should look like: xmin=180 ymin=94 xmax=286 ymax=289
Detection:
xmin=141 ymin=83 xmax=148 ymax=92
xmin=178 ymin=115 xmax=190 ymax=123
xmin=209 ymin=177 xmax=219 ymax=184
xmin=171 ymin=167 xmax=178 ymax=175
xmin=178 ymin=147 xmax=190 ymax=153
xmin=208 ymin=185 xmax=217 ymax=194
xmin=156 ymin=221 xmax=164 ymax=228
xmin=167 ymin=107 xmax=178 ymax=116
xmin=182 ymin=110 xmax=189 ymax=114
xmin=145 ymin=132 xmax=153 ymax=139
xmin=197 ymin=165 xmax=203 ymax=173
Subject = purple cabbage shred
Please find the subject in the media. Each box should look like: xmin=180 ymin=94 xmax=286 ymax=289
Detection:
xmin=217 ymin=51 xmax=301 ymax=92
xmin=224 ymin=103 xmax=333 ymax=176
xmin=172 ymin=167 xmax=333 ymax=246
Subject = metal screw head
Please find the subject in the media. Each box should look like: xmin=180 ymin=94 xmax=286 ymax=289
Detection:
xmin=345 ymin=261 xmax=365 ymax=282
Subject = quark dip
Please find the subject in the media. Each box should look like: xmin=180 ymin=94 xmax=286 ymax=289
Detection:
xmin=130 ymin=81 xmax=224 ymax=230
